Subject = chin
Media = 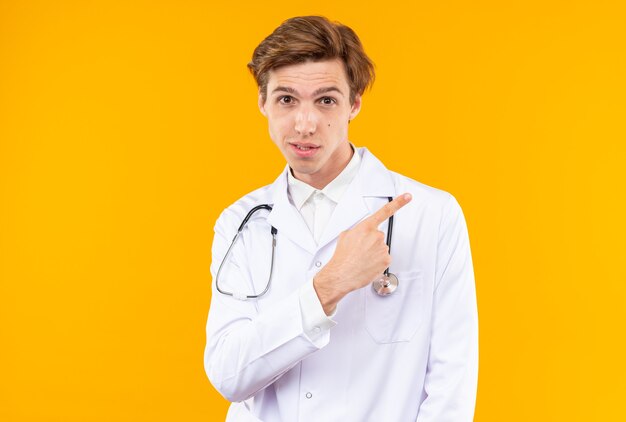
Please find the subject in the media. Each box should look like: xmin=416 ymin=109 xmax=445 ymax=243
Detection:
xmin=290 ymin=163 xmax=318 ymax=176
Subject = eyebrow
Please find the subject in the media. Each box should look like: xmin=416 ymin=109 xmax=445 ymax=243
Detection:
xmin=271 ymin=86 xmax=345 ymax=97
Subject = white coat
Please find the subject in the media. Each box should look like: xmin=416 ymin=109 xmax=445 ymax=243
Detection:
xmin=204 ymin=147 xmax=478 ymax=421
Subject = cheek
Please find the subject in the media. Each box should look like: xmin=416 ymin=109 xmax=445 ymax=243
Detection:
xmin=267 ymin=116 xmax=291 ymax=143
xmin=327 ymin=116 xmax=349 ymax=134
xmin=329 ymin=108 xmax=350 ymax=126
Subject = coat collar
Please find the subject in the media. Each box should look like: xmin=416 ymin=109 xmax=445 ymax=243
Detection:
xmin=266 ymin=147 xmax=396 ymax=254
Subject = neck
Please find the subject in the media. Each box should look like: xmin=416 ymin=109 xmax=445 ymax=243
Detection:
xmin=293 ymin=143 xmax=354 ymax=190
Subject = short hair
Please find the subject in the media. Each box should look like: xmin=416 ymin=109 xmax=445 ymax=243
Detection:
xmin=248 ymin=16 xmax=375 ymax=105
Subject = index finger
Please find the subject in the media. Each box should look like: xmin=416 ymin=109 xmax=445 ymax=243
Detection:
xmin=363 ymin=193 xmax=412 ymax=227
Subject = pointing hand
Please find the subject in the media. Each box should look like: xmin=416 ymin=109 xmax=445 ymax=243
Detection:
xmin=313 ymin=193 xmax=412 ymax=314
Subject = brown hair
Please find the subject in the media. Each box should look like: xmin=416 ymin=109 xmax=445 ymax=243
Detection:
xmin=248 ymin=16 xmax=375 ymax=105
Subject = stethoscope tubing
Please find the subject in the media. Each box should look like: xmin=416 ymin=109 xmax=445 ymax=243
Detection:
xmin=215 ymin=205 xmax=277 ymax=300
xmin=384 ymin=196 xmax=393 ymax=277
xmin=215 ymin=198 xmax=396 ymax=300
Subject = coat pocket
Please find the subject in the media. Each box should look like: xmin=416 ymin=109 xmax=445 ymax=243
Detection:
xmin=364 ymin=270 xmax=424 ymax=344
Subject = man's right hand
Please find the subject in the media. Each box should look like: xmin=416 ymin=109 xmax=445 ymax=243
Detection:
xmin=313 ymin=193 xmax=412 ymax=315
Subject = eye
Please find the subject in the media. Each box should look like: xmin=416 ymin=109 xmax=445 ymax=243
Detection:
xmin=319 ymin=97 xmax=336 ymax=105
xmin=278 ymin=95 xmax=295 ymax=105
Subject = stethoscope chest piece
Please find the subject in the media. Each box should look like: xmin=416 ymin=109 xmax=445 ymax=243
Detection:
xmin=372 ymin=272 xmax=399 ymax=296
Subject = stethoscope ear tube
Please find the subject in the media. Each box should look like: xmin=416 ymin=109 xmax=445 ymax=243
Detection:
xmin=237 ymin=204 xmax=273 ymax=233
xmin=216 ymin=204 xmax=276 ymax=300
xmin=372 ymin=196 xmax=399 ymax=296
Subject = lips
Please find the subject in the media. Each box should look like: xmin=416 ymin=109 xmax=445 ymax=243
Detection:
xmin=291 ymin=142 xmax=319 ymax=149
xmin=289 ymin=142 xmax=320 ymax=157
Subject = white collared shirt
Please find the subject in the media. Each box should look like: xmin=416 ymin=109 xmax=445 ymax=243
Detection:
xmin=287 ymin=146 xmax=361 ymax=244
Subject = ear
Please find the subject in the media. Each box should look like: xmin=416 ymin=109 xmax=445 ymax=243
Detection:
xmin=349 ymin=94 xmax=362 ymax=121
xmin=258 ymin=91 xmax=267 ymax=117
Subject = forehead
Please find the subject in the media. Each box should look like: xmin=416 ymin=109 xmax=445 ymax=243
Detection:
xmin=267 ymin=59 xmax=350 ymax=94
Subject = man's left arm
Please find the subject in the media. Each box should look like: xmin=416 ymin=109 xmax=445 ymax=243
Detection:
xmin=417 ymin=194 xmax=479 ymax=422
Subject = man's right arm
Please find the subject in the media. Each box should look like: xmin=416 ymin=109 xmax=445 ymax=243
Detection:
xmin=204 ymin=209 xmax=331 ymax=403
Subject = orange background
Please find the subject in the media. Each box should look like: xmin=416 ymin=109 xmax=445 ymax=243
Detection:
xmin=1 ymin=1 xmax=625 ymax=420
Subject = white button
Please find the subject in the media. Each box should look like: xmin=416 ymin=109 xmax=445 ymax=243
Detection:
xmin=305 ymin=392 xmax=312 ymax=399
xmin=315 ymin=261 xmax=322 ymax=267
xmin=314 ymin=192 xmax=323 ymax=201
xmin=313 ymin=326 xmax=321 ymax=333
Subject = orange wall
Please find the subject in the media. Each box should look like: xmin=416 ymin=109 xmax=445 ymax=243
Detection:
xmin=1 ymin=1 xmax=625 ymax=420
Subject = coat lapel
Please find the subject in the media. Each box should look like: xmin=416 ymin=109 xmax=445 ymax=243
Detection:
xmin=265 ymin=167 xmax=317 ymax=255
xmin=264 ymin=148 xmax=397 ymax=255
xmin=317 ymin=147 xmax=397 ymax=250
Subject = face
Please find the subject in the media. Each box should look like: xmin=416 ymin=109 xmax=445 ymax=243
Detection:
xmin=258 ymin=59 xmax=362 ymax=189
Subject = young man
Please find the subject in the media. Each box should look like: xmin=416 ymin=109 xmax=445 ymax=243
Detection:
xmin=205 ymin=16 xmax=478 ymax=421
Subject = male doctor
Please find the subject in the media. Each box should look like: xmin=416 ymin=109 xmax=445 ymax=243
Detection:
xmin=204 ymin=16 xmax=478 ymax=421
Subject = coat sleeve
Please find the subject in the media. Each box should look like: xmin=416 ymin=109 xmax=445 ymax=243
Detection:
xmin=416 ymin=195 xmax=479 ymax=421
xmin=203 ymin=209 xmax=333 ymax=403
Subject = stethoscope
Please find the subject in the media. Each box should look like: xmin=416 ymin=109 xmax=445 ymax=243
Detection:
xmin=215 ymin=198 xmax=398 ymax=300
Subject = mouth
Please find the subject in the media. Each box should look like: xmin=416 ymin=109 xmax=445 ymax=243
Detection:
xmin=289 ymin=142 xmax=320 ymax=157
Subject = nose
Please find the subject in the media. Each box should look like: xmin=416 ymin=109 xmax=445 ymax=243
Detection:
xmin=294 ymin=108 xmax=318 ymax=137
